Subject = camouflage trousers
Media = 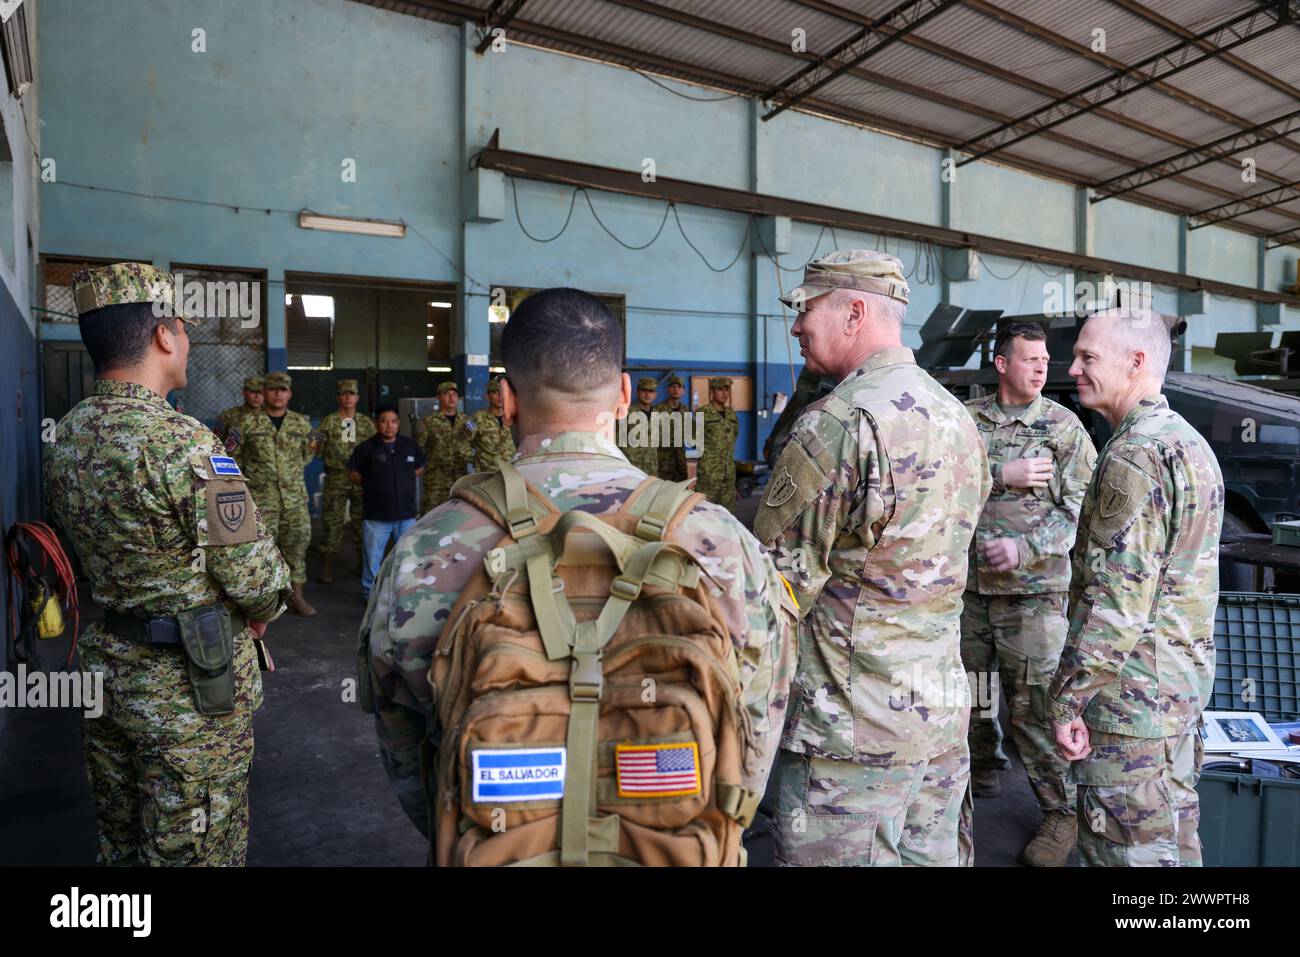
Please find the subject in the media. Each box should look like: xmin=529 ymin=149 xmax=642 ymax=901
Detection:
xmin=693 ymin=471 xmax=735 ymax=509
xmin=79 ymin=624 xmax=262 ymax=866
xmin=960 ymin=591 xmax=1075 ymax=813
xmin=321 ymin=471 xmax=363 ymax=557
xmin=772 ymin=744 xmax=974 ymax=867
xmin=420 ymin=472 xmax=457 ymax=517
xmin=255 ymin=491 xmax=310 ymax=584
xmin=1074 ymin=729 xmax=1203 ymax=867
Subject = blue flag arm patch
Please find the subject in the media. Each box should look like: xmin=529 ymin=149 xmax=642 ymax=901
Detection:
xmin=209 ymin=454 xmax=243 ymax=477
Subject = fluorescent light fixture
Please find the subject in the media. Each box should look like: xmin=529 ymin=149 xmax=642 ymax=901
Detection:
xmin=490 ymin=366 xmax=505 ymax=373
xmin=426 ymin=335 xmax=435 ymax=340
xmin=428 ymin=300 xmax=452 ymax=308
xmin=299 ymin=210 xmax=406 ymax=238
xmin=427 ymin=366 xmax=451 ymax=372
xmin=284 ymin=294 xmax=293 ymax=305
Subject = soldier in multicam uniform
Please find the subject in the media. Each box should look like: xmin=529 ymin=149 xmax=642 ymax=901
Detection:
xmin=653 ymin=374 xmax=689 ymax=482
xmin=415 ymin=380 xmax=470 ymax=514
xmin=617 ymin=375 xmax=661 ymax=475
xmin=360 ymin=288 xmax=795 ymax=844
xmin=464 ymin=378 xmax=516 ymax=472
xmin=755 ymin=250 xmax=990 ymax=867
xmin=45 ymin=263 xmax=291 ymax=866
xmin=234 ymin=370 xmax=318 ymax=616
xmin=316 ymin=378 xmax=376 ymax=583
xmin=1049 ymin=308 xmax=1224 ymax=868
xmin=962 ymin=320 xmax=1096 ymax=867
xmin=695 ymin=377 xmax=738 ymax=508
xmin=216 ymin=375 xmax=263 ymax=449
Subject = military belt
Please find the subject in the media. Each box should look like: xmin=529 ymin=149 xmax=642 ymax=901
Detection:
xmin=103 ymin=607 xmax=247 ymax=648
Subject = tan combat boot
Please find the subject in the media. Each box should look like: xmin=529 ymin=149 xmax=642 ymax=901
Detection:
xmin=319 ymin=554 xmax=334 ymax=584
xmin=290 ymin=582 xmax=317 ymax=617
xmin=971 ymin=767 xmax=1001 ymax=799
xmin=1019 ymin=810 xmax=1077 ymax=867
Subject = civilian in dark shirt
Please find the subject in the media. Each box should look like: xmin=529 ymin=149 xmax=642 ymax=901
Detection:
xmin=347 ymin=405 xmax=426 ymax=600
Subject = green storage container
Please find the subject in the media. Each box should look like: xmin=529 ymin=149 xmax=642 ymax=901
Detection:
xmin=1273 ymin=520 xmax=1300 ymax=549
xmin=1198 ymin=769 xmax=1300 ymax=867
xmin=1210 ymin=593 xmax=1300 ymax=721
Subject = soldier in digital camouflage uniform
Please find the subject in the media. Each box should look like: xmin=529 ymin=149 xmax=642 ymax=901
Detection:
xmin=234 ymin=370 xmax=318 ymax=616
xmin=962 ymin=320 xmax=1097 ymax=867
xmin=617 ymin=375 xmax=661 ymax=475
xmin=653 ymin=374 xmax=689 ymax=482
xmin=215 ymin=375 xmax=263 ymax=449
xmin=1048 ymin=308 xmax=1223 ymax=868
xmin=464 ymin=378 xmax=516 ymax=472
xmin=317 ymin=378 xmax=376 ymax=583
xmin=361 ymin=288 xmax=795 ymax=848
xmin=46 ymin=263 xmax=291 ymax=866
xmin=415 ymin=380 xmax=470 ymax=515
xmin=755 ymin=250 xmax=990 ymax=867
xmin=696 ymin=377 xmax=739 ymax=508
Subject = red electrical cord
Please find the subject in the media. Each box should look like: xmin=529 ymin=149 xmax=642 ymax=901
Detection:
xmin=6 ymin=521 xmax=81 ymax=667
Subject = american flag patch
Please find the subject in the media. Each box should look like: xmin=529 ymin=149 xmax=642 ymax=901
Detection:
xmin=615 ymin=742 xmax=701 ymax=798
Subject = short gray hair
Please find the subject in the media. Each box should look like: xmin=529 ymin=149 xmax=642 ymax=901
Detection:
xmin=828 ymin=287 xmax=906 ymax=328
xmin=1088 ymin=307 xmax=1174 ymax=383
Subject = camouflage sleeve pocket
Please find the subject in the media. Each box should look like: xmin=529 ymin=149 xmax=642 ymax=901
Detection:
xmin=1086 ymin=455 xmax=1156 ymax=549
xmin=754 ymin=439 xmax=827 ymax=546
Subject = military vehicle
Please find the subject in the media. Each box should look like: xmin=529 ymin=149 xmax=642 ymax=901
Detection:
xmin=763 ymin=305 xmax=1300 ymax=589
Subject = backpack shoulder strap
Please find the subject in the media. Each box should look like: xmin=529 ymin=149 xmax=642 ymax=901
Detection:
xmin=450 ymin=463 xmax=559 ymax=539
xmin=620 ymin=476 xmax=703 ymax=541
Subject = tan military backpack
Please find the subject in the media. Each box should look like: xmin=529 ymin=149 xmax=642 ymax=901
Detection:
xmin=429 ymin=462 xmax=760 ymax=866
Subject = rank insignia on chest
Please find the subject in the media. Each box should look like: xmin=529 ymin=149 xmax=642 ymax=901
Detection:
xmin=615 ymin=742 xmax=701 ymax=798
xmin=208 ymin=454 xmax=242 ymax=477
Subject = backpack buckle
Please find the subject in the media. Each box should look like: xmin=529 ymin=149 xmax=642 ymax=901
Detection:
xmin=610 ymin=576 xmax=641 ymax=601
xmin=570 ymin=651 xmax=604 ymax=701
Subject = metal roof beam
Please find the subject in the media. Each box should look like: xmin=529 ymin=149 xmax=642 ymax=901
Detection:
xmin=1189 ymin=179 xmax=1300 ymax=229
xmin=760 ymin=0 xmax=964 ymax=121
xmin=475 ymin=0 xmax=531 ymax=54
xmin=1092 ymin=106 xmax=1300 ymax=202
xmin=956 ymin=1 xmax=1295 ymax=166
xmin=1265 ymin=228 xmax=1300 ymax=249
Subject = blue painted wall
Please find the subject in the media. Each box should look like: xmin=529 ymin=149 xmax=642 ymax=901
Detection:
xmin=36 ymin=0 xmax=1297 ymax=467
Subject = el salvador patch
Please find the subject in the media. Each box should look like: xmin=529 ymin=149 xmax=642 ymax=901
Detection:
xmin=616 ymin=742 xmax=701 ymax=798
xmin=208 ymin=454 xmax=242 ymax=477
xmin=471 ymin=747 xmax=566 ymax=803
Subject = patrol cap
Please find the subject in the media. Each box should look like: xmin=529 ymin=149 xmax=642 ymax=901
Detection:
xmin=72 ymin=262 xmax=197 ymax=323
xmin=778 ymin=249 xmax=910 ymax=310
xmin=709 ymin=377 xmax=733 ymax=389
xmin=337 ymin=378 xmax=358 ymax=394
xmin=666 ymin=375 xmax=684 ymax=387
xmin=436 ymin=380 xmax=458 ymax=395
xmin=485 ymin=379 xmax=501 ymax=393
xmin=264 ymin=371 xmax=292 ymax=390
xmin=242 ymin=375 xmax=264 ymax=392
xmin=637 ymin=376 xmax=658 ymax=391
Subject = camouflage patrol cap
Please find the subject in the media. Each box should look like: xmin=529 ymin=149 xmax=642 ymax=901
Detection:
xmin=337 ymin=378 xmax=358 ymax=394
xmin=779 ymin=249 xmax=910 ymax=309
xmin=243 ymin=375 xmax=264 ymax=391
xmin=709 ymin=377 xmax=733 ymax=389
xmin=72 ymin=262 xmax=197 ymax=323
xmin=485 ymin=379 xmax=501 ymax=393
xmin=436 ymin=380 xmax=458 ymax=395
xmin=264 ymin=371 xmax=292 ymax=390
xmin=637 ymin=376 xmax=658 ymax=391
xmin=666 ymin=374 xmax=684 ymax=387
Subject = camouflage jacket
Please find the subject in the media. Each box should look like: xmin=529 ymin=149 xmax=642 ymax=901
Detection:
xmin=319 ymin=411 xmax=377 ymax=474
xmin=44 ymin=379 xmax=291 ymax=624
xmin=1048 ymin=396 xmax=1224 ymax=738
xmin=652 ymin=399 xmax=690 ymax=481
xmin=464 ymin=408 xmax=516 ymax=472
xmin=755 ymin=347 xmax=991 ymax=764
xmin=234 ymin=409 xmax=316 ymax=506
xmin=698 ymin=404 xmax=738 ymax=481
xmin=965 ymin=393 xmax=1096 ymax=595
xmin=360 ymin=430 xmax=796 ymax=834
xmin=416 ymin=411 xmax=471 ymax=477
xmin=617 ymin=403 xmax=661 ymax=475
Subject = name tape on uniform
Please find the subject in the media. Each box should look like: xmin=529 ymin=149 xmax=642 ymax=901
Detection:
xmin=208 ymin=454 xmax=242 ymax=477
xmin=471 ymin=747 xmax=566 ymax=803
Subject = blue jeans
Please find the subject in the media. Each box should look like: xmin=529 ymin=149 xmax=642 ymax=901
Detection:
xmin=362 ymin=519 xmax=416 ymax=597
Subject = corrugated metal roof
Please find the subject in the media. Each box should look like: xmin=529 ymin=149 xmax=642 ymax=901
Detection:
xmin=348 ymin=0 xmax=1300 ymax=244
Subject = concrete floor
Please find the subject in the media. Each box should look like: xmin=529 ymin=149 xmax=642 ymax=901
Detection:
xmin=0 ymin=506 xmax=1065 ymax=867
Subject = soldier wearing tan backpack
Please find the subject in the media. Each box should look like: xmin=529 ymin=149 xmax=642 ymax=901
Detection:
xmin=359 ymin=288 xmax=796 ymax=866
